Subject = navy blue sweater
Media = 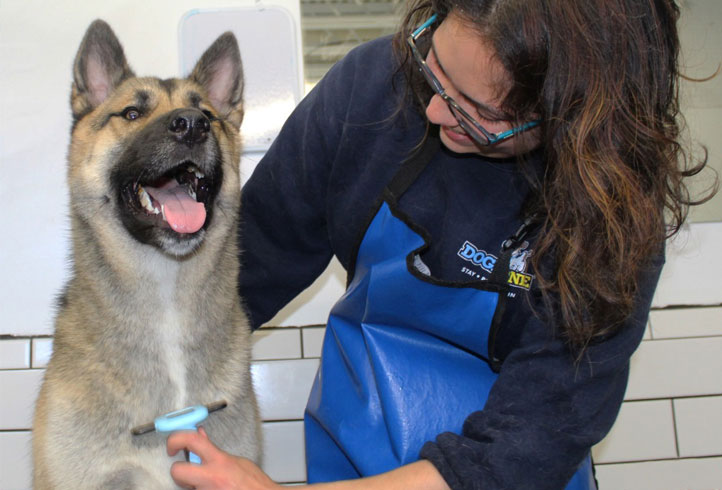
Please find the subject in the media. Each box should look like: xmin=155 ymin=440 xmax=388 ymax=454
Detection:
xmin=238 ymin=36 xmax=662 ymax=489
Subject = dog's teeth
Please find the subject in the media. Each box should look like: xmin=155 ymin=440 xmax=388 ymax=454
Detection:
xmin=137 ymin=186 xmax=159 ymax=214
xmin=137 ymin=186 xmax=150 ymax=207
xmin=189 ymin=189 xmax=197 ymax=201
xmin=185 ymin=164 xmax=204 ymax=180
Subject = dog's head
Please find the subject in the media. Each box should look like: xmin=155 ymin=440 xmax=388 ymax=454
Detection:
xmin=69 ymin=20 xmax=244 ymax=257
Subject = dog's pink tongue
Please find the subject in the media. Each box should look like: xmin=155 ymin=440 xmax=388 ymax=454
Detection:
xmin=146 ymin=182 xmax=206 ymax=234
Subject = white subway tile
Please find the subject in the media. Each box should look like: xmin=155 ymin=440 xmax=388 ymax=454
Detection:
xmin=625 ymin=337 xmax=722 ymax=400
xmin=0 ymin=369 xmax=45 ymax=430
xmin=253 ymin=328 xmax=302 ymax=360
xmin=0 ymin=339 xmax=30 ymax=369
xmin=31 ymin=337 xmax=53 ymax=368
xmin=251 ymin=359 xmax=319 ymax=421
xmin=301 ymin=327 xmax=325 ymax=358
xmin=678 ymin=0 xmax=722 ymax=109
xmin=261 ymin=421 xmax=306 ymax=483
xmin=653 ymin=222 xmax=722 ymax=307
xmin=593 ymin=400 xmax=677 ymax=463
xmin=674 ymin=396 xmax=722 ymax=458
xmin=595 ymin=456 xmax=722 ymax=490
xmin=650 ymin=307 xmax=722 ymax=339
xmin=0 ymin=431 xmax=32 ymax=490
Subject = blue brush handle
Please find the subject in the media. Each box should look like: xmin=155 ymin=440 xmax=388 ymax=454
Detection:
xmin=154 ymin=405 xmax=209 ymax=464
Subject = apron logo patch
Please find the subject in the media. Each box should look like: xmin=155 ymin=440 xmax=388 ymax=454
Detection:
xmin=508 ymin=241 xmax=534 ymax=289
xmin=458 ymin=241 xmax=497 ymax=273
xmin=458 ymin=240 xmax=535 ymax=290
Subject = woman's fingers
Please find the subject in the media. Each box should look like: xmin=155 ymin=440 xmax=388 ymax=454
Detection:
xmin=166 ymin=428 xmax=215 ymax=462
xmin=170 ymin=460 xmax=213 ymax=489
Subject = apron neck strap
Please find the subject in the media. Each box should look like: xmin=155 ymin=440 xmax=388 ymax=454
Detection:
xmin=387 ymin=129 xmax=440 ymax=201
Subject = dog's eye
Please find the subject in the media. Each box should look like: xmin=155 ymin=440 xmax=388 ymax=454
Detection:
xmin=122 ymin=107 xmax=141 ymax=121
xmin=202 ymin=109 xmax=216 ymax=121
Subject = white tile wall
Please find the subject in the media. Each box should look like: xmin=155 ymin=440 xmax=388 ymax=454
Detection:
xmin=251 ymin=359 xmax=319 ymax=421
xmin=0 ymin=431 xmax=32 ymax=490
xmin=262 ymin=421 xmax=306 ymax=483
xmin=0 ymin=370 xmax=45 ymax=430
xmin=594 ymin=457 xmax=722 ymax=490
xmin=650 ymin=307 xmax=722 ymax=339
xmin=253 ymin=328 xmax=302 ymax=360
xmin=625 ymin=337 xmax=722 ymax=400
xmin=652 ymin=222 xmax=722 ymax=307
xmin=30 ymin=338 xmax=53 ymax=369
xmin=0 ymin=340 xmax=30 ymax=370
xmin=674 ymin=396 xmax=722 ymax=458
xmin=593 ymin=400 xmax=678 ymax=464
xmin=301 ymin=327 xmax=326 ymax=358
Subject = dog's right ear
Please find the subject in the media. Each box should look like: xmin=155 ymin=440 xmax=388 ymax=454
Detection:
xmin=72 ymin=20 xmax=134 ymax=120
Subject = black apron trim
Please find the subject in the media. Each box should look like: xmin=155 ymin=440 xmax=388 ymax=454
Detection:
xmin=487 ymin=216 xmax=540 ymax=372
xmin=387 ymin=189 xmax=509 ymax=293
xmin=487 ymin=258 xmax=511 ymax=372
xmin=345 ymin=130 xmax=440 ymax=287
xmin=387 ymin=129 xmax=441 ymax=201
xmin=345 ymin=193 xmax=384 ymax=288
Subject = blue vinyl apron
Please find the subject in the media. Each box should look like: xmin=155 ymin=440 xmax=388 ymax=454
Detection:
xmin=304 ymin=134 xmax=595 ymax=489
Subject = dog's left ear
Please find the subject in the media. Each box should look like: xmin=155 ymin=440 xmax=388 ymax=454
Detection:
xmin=190 ymin=32 xmax=244 ymax=129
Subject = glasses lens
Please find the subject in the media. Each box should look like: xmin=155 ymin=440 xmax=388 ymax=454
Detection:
xmin=420 ymin=65 xmax=444 ymax=94
xmin=453 ymin=110 xmax=491 ymax=145
xmin=447 ymin=102 xmax=491 ymax=146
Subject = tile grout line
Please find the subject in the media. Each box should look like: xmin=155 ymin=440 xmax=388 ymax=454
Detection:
xmin=670 ymin=398 xmax=680 ymax=459
xmin=299 ymin=328 xmax=305 ymax=359
xmin=593 ymin=454 xmax=722 ymax=466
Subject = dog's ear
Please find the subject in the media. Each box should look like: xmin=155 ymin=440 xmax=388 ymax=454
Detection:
xmin=190 ymin=32 xmax=244 ymax=129
xmin=72 ymin=20 xmax=134 ymax=119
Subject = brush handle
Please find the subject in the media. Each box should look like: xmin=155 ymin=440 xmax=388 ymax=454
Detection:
xmin=154 ymin=405 xmax=209 ymax=464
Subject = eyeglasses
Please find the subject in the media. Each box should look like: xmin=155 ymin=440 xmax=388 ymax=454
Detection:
xmin=407 ymin=14 xmax=541 ymax=146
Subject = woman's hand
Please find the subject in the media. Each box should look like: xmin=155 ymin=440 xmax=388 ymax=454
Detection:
xmin=167 ymin=427 xmax=280 ymax=490
xmin=167 ymin=428 xmax=450 ymax=490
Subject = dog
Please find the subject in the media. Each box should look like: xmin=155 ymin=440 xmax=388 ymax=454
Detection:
xmin=32 ymin=19 xmax=261 ymax=489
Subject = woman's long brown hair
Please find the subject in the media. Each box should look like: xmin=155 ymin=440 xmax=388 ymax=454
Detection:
xmin=394 ymin=0 xmax=717 ymax=350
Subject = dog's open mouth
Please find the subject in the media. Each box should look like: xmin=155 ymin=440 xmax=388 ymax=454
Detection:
xmin=122 ymin=162 xmax=214 ymax=235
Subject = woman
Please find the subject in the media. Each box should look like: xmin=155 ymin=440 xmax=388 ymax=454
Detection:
xmin=168 ymin=0 xmax=712 ymax=488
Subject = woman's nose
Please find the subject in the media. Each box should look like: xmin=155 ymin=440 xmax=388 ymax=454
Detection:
xmin=425 ymin=94 xmax=458 ymax=127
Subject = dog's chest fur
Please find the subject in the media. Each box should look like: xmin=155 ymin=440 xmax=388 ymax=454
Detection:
xmin=144 ymin=257 xmax=188 ymax=408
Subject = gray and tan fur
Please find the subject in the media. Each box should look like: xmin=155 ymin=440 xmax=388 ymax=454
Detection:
xmin=33 ymin=20 xmax=260 ymax=489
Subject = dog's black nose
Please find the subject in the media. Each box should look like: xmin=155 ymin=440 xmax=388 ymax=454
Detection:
xmin=168 ymin=109 xmax=211 ymax=146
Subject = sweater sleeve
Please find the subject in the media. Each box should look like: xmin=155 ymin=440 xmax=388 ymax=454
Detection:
xmin=420 ymin=254 xmax=664 ymax=489
xmin=238 ymin=36 xmax=408 ymax=330
xmin=238 ymin=61 xmax=346 ymax=330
